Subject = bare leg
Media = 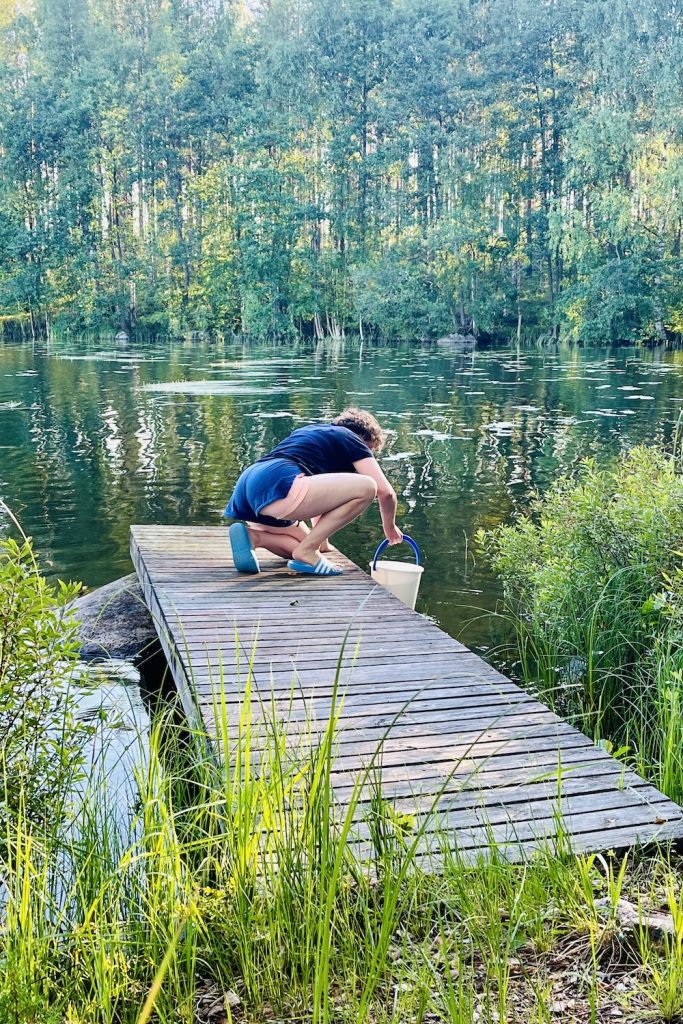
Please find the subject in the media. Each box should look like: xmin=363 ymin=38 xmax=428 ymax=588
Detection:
xmin=311 ymin=516 xmax=332 ymax=552
xmin=261 ymin=473 xmax=377 ymax=566
xmin=246 ymin=521 xmax=309 ymax=560
xmin=290 ymin=498 xmax=370 ymax=564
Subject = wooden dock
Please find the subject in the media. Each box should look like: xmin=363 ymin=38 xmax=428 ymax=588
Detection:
xmin=131 ymin=525 xmax=683 ymax=861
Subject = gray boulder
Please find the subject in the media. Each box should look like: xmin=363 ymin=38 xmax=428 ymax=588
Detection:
xmin=72 ymin=574 xmax=157 ymax=662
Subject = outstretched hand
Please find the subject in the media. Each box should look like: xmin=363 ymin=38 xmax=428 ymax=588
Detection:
xmin=385 ymin=525 xmax=403 ymax=545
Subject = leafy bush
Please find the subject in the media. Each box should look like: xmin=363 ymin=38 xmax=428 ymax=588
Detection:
xmin=478 ymin=445 xmax=683 ymax=797
xmin=556 ymin=256 xmax=656 ymax=345
xmin=351 ymin=234 xmax=452 ymax=341
xmin=0 ymin=538 xmax=86 ymax=831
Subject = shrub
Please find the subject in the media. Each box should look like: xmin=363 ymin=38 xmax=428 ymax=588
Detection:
xmin=478 ymin=445 xmax=683 ymax=797
xmin=0 ymin=537 xmax=86 ymax=832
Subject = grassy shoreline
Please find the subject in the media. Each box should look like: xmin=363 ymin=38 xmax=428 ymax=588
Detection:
xmin=2 ymin=663 xmax=683 ymax=1024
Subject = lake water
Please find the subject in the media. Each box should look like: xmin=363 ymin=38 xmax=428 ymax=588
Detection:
xmin=3 ymin=336 xmax=683 ymax=795
xmin=3 ymin=336 xmax=683 ymax=657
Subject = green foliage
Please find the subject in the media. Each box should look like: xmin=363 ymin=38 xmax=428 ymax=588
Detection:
xmin=351 ymin=233 xmax=452 ymax=340
xmin=557 ymin=258 xmax=656 ymax=345
xmin=479 ymin=445 xmax=683 ymax=799
xmin=0 ymin=540 xmax=681 ymax=1021
xmin=0 ymin=537 xmax=85 ymax=831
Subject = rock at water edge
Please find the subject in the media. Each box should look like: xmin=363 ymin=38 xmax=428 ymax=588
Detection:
xmin=71 ymin=573 xmax=157 ymax=661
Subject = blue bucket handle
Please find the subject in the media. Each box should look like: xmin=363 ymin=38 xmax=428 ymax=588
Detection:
xmin=372 ymin=535 xmax=421 ymax=571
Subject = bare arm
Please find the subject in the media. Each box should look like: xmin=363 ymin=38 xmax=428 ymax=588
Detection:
xmin=353 ymin=457 xmax=403 ymax=544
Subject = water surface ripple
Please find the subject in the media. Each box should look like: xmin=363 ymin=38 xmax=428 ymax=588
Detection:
xmin=2 ymin=338 xmax=683 ymax=652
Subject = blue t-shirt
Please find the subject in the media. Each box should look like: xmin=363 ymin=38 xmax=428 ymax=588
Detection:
xmin=225 ymin=424 xmax=375 ymax=526
xmin=257 ymin=424 xmax=373 ymax=475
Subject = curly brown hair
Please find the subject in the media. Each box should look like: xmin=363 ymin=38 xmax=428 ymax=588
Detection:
xmin=332 ymin=407 xmax=386 ymax=452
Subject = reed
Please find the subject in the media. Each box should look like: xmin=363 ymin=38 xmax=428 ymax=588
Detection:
xmin=1 ymin=641 xmax=683 ymax=1024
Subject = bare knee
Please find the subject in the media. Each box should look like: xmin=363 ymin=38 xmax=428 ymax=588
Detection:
xmin=355 ymin=475 xmax=377 ymax=503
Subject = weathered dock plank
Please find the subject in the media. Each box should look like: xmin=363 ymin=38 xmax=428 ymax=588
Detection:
xmin=131 ymin=525 xmax=683 ymax=861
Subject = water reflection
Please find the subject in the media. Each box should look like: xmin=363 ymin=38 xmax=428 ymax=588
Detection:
xmin=0 ymin=662 xmax=151 ymax=915
xmin=75 ymin=660 xmax=150 ymax=830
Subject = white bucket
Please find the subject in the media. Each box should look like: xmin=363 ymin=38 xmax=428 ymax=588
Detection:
xmin=370 ymin=559 xmax=424 ymax=610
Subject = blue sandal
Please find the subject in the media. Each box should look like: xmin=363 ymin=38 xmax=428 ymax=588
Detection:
xmin=229 ymin=522 xmax=260 ymax=573
xmin=287 ymin=557 xmax=343 ymax=576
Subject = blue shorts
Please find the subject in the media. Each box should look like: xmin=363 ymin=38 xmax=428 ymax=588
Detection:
xmin=225 ymin=457 xmax=302 ymax=527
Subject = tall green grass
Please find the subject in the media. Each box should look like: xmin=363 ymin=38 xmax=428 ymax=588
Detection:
xmin=1 ymin=651 xmax=683 ymax=1024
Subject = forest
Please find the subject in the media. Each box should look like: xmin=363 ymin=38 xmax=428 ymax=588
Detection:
xmin=1 ymin=0 xmax=683 ymax=344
